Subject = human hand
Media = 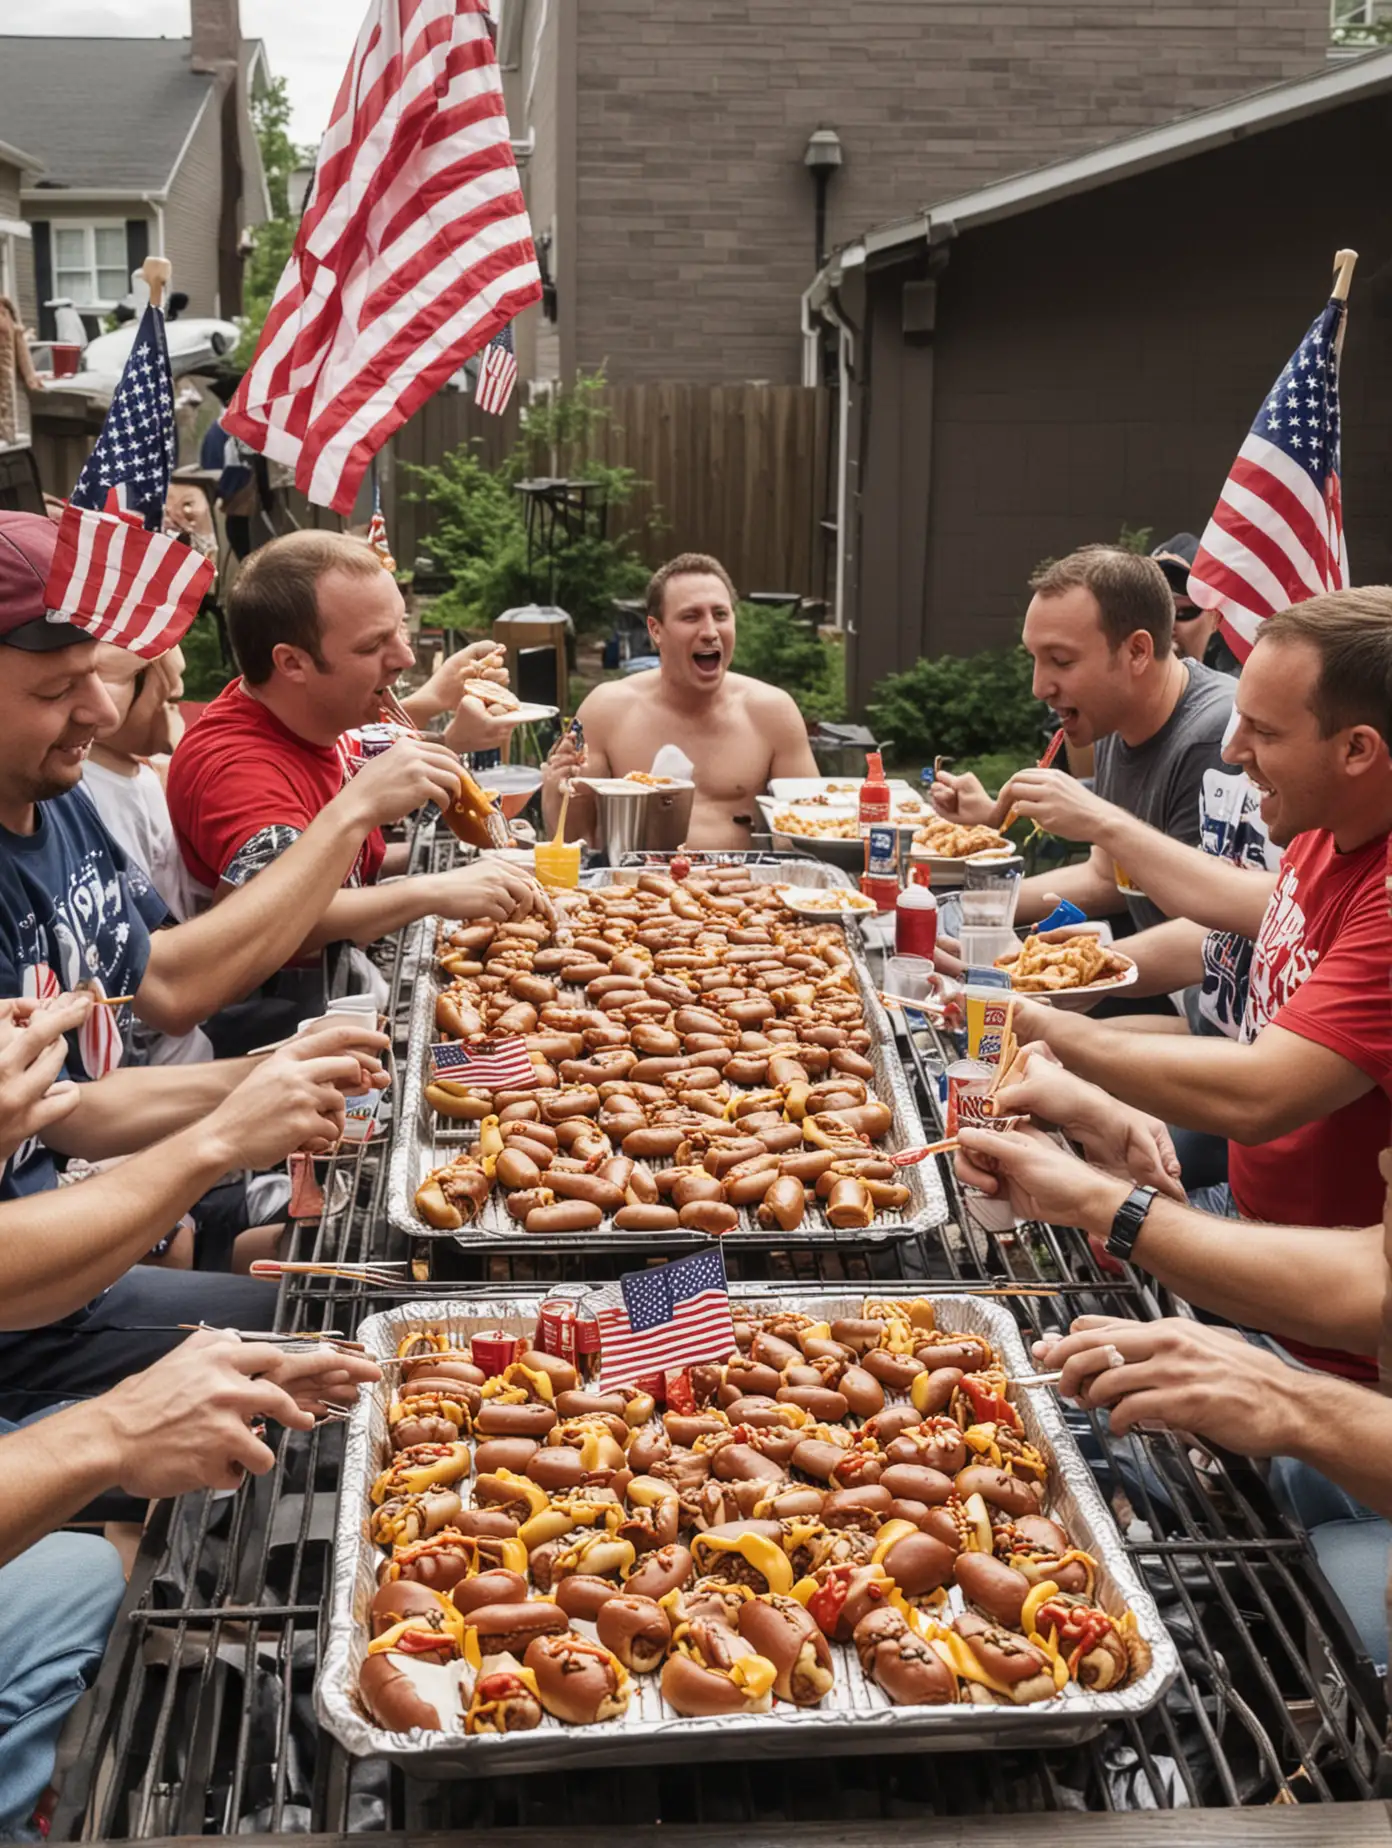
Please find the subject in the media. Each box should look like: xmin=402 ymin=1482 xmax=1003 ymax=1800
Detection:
xmin=442 ymin=698 xmax=516 ymax=757
xmin=930 ymin=770 xmax=1004 ymax=828
xmin=1027 ymin=1315 xmax=1297 ymax=1451
xmin=250 ymin=1339 xmax=381 ymax=1415
xmin=341 ymin=735 xmax=468 ymax=830
xmin=992 ymin=1049 xmax=1184 ymax=1198
xmin=933 ymin=933 xmax=964 ymax=979
xmin=542 ymin=728 xmax=587 ymax=804
xmin=0 ymin=994 xmax=90 ymax=1164
xmin=414 ymin=641 xmax=510 ymax=718
xmin=955 ymin=1124 xmax=1129 ymax=1229
xmin=995 ymin=768 xmax=1115 ymax=844
xmin=98 ymin=1329 xmax=320 ymax=1495
xmin=209 ymin=1028 xmax=391 ymax=1168
xmin=433 ymin=859 xmax=557 ymax=928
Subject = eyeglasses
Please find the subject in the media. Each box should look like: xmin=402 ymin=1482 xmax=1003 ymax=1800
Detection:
xmin=1172 ymin=605 xmax=1203 ymax=622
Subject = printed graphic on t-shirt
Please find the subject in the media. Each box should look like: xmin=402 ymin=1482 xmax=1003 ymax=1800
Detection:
xmin=1242 ymin=858 xmax=1312 ymax=1043
xmin=1198 ymin=768 xmax=1278 ymax=1039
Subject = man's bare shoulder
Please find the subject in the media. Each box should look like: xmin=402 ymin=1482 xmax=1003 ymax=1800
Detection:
xmin=729 ymin=673 xmax=806 ymax=729
xmin=577 ymin=676 xmax=656 ymax=719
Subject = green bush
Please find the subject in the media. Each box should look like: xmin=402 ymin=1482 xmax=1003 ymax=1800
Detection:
xmin=180 ymin=609 xmax=235 ymax=703
xmin=731 ymin=605 xmax=845 ymax=723
xmin=866 ymin=646 xmax=1046 ymax=767
xmin=405 ymin=372 xmax=655 ymax=632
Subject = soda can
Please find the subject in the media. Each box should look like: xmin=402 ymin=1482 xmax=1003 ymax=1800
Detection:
xmin=944 ymin=1058 xmax=994 ymax=1138
xmin=573 ymin=1301 xmax=604 ymax=1383
xmin=535 ymin=1298 xmax=578 ymax=1365
xmin=470 ymin=1329 xmax=526 ymax=1376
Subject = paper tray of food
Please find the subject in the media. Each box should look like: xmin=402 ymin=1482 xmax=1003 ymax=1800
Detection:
xmin=387 ymin=859 xmax=947 ymax=1253
xmin=317 ymin=1288 xmax=1176 ymax=1776
xmin=995 ymin=934 xmax=1137 ymax=1004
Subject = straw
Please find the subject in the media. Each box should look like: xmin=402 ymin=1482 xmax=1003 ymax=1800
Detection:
xmin=988 ymin=1000 xmax=1017 ymax=1100
xmin=552 ymin=781 xmax=572 ymax=845
xmin=1002 ymin=726 xmax=1066 ymax=830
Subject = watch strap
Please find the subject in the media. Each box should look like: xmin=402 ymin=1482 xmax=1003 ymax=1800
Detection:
xmin=1104 ymin=1184 xmax=1157 ymax=1263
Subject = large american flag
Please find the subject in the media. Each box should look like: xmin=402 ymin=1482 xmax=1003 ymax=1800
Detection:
xmin=1187 ymin=295 xmax=1348 ymax=664
xmin=592 ymin=1251 xmax=738 ymax=1389
xmin=224 ymin=0 xmax=541 ymax=515
xmin=474 ymin=320 xmax=517 ymax=415
xmin=70 ymin=302 xmax=177 ymax=529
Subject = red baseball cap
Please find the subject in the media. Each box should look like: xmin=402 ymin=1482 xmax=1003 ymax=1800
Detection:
xmin=0 ymin=510 xmax=92 ymax=651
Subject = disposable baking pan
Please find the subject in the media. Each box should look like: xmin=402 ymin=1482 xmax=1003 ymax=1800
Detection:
xmin=386 ymin=860 xmax=947 ymax=1253
xmin=317 ymin=1287 xmax=1177 ymax=1775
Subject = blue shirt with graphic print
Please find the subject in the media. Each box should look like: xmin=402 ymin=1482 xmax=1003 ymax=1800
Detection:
xmin=0 ymin=787 xmax=167 ymax=1198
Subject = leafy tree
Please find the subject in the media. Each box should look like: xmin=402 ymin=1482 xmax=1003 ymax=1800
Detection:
xmin=235 ymin=76 xmax=308 ymax=365
xmin=731 ymin=605 xmax=845 ymax=722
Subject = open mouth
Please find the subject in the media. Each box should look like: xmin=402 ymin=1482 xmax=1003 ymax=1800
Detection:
xmin=692 ymin=648 xmax=723 ymax=676
xmin=1052 ymin=705 xmax=1081 ymax=732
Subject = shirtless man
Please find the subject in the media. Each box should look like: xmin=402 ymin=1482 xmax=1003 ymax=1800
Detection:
xmin=540 ymin=553 xmax=818 ymax=851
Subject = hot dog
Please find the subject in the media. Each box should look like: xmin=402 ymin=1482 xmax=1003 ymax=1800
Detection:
xmin=526 ymin=1632 xmax=631 ymax=1724
xmin=525 ymin=1200 xmax=604 ymax=1234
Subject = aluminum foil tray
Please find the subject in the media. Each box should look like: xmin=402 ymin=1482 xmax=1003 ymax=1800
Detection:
xmin=317 ymin=1289 xmax=1176 ymax=1775
xmin=386 ymin=861 xmax=947 ymax=1254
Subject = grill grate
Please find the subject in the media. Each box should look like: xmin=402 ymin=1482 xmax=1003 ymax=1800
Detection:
xmin=49 ymin=848 xmax=1388 ymax=1837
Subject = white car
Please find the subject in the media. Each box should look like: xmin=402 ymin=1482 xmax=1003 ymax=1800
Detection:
xmin=36 ymin=318 xmax=240 ymax=395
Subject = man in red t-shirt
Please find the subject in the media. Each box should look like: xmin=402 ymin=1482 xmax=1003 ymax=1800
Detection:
xmin=167 ymin=531 xmax=546 ymax=960
xmin=1007 ymin=588 xmax=1392 ymax=1377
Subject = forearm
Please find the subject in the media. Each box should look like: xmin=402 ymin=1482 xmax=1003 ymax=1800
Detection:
xmin=1268 ymin=1373 xmax=1392 ymax=1518
xmin=1016 ymin=861 xmax=1124 ymax=926
xmin=0 ymin=1410 xmax=121 ymax=1563
xmin=296 ymin=873 xmax=443 ymax=953
xmin=1037 ymin=1013 xmax=1260 ymax=1138
xmin=1095 ymin=811 xmax=1275 ymax=936
xmin=1115 ymin=918 xmax=1206 ymax=998
xmin=42 ymin=1062 xmax=244 ymax=1161
xmin=0 ymin=1121 xmax=238 ymax=1325
xmin=140 ymin=803 xmax=374 ymax=1033
xmin=1069 ymin=1173 xmax=1382 ymax=1353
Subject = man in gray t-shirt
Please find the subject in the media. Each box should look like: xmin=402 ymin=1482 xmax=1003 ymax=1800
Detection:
xmin=1093 ymin=658 xmax=1234 ymax=934
xmin=932 ymin=544 xmax=1236 ymax=932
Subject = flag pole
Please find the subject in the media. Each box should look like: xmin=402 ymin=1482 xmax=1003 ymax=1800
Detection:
xmin=140 ymin=256 xmax=173 ymax=313
xmin=1332 ymin=247 xmax=1358 ymax=358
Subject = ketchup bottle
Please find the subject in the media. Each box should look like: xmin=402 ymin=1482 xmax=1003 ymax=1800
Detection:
xmin=895 ymin=865 xmax=939 ymax=958
xmin=858 ymin=751 xmax=891 ymax=836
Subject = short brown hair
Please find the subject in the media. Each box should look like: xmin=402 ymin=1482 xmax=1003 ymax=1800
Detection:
xmin=1028 ymin=545 xmax=1175 ymax=654
xmin=1261 ymin=588 xmax=1392 ymax=743
xmin=645 ymin=552 xmax=737 ymax=623
xmin=227 ymin=530 xmax=383 ymax=685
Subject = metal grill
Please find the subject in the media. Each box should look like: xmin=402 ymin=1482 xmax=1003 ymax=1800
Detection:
xmin=50 ymin=844 xmax=1388 ymax=1838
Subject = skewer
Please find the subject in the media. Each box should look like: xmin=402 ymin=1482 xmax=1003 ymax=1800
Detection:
xmin=890 ymin=1136 xmax=960 ymax=1166
xmin=250 ymin=1258 xmax=410 ymax=1289
xmin=1002 ymin=726 xmax=1066 ymax=830
xmin=1009 ymin=1369 xmax=1064 ymax=1387
xmin=93 ymin=994 xmax=135 ymax=1006
xmin=175 ymin=1322 xmax=368 ymax=1352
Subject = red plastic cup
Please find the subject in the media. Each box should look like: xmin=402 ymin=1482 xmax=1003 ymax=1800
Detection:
xmin=50 ymin=343 xmax=82 ymax=379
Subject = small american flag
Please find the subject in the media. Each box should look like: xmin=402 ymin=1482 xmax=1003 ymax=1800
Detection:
xmin=1188 ymin=293 xmax=1348 ymax=664
xmin=44 ymin=501 xmax=213 ymax=659
xmin=70 ymin=303 xmax=177 ymax=530
xmin=224 ymin=0 xmax=540 ymax=514
xmin=366 ymin=481 xmax=394 ymax=569
xmin=475 ymin=321 xmax=518 ymax=415
xmin=592 ymin=1251 xmax=737 ymax=1389
xmin=430 ymin=1036 xmax=534 ymax=1089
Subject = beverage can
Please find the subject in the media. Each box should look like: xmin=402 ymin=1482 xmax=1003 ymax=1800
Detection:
xmin=945 ymin=1058 xmax=995 ymax=1138
xmin=470 ymin=1329 xmax=526 ymax=1375
xmin=861 ymin=822 xmax=901 ymax=912
xmin=535 ymin=1298 xmax=578 ymax=1365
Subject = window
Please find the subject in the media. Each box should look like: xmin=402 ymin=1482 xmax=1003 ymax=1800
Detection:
xmin=1331 ymin=0 xmax=1392 ymax=34
xmin=50 ymin=222 xmax=127 ymax=309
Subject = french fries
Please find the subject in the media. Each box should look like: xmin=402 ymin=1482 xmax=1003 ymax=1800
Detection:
xmin=994 ymin=934 xmax=1132 ymax=993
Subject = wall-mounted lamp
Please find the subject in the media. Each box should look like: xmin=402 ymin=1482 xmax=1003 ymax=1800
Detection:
xmin=803 ymin=126 xmax=843 ymax=272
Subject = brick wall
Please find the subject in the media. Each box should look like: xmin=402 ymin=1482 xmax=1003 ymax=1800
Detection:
xmin=569 ymin=0 xmax=1331 ymax=384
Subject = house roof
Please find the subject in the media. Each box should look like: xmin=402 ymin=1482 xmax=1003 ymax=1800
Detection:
xmin=0 ymin=136 xmax=43 ymax=176
xmin=0 ymin=36 xmax=218 ymax=196
xmin=808 ymin=45 xmax=1392 ymax=303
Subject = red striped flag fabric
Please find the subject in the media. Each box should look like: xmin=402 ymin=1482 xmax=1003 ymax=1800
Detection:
xmin=1187 ymin=295 xmax=1348 ymax=665
xmin=43 ymin=502 xmax=213 ymax=659
xmin=430 ymin=1036 xmax=534 ymax=1089
xmin=593 ymin=1252 xmax=738 ymax=1389
xmin=474 ymin=320 xmax=517 ymax=415
xmin=224 ymin=0 xmax=541 ymax=515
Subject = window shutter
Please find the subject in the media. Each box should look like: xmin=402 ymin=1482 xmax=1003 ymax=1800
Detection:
xmin=31 ymin=222 xmax=52 ymax=341
xmin=125 ymin=218 xmax=149 ymax=281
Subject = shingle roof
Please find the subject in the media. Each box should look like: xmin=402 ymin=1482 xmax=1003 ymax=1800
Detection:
xmin=0 ymin=37 xmax=215 ymax=194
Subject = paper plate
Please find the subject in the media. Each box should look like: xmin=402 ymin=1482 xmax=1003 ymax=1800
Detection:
xmin=1000 ymin=954 xmax=1138 ymax=1006
xmin=499 ymin=702 xmax=559 ymax=724
xmin=776 ymin=884 xmax=878 ymax=920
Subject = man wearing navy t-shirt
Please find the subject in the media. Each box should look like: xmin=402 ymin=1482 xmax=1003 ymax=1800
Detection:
xmin=0 ymin=512 xmax=458 ymax=1412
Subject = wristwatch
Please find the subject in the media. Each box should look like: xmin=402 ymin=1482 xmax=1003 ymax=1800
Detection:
xmin=1104 ymin=1185 xmax=1157 ymax=1263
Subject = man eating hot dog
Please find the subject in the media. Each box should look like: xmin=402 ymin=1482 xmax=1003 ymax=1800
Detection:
xmin=540 ymin=553 xmax=820 ymax=851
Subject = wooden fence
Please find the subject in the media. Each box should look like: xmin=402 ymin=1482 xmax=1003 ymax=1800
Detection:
xmin=388 ymin=382 xmax=834 ymax=604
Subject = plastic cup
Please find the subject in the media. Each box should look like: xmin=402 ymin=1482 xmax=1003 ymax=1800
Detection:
xmin=883 ymin=956 xmax=937 ymax=1005
xmin=534 ymin=839 xmax=581 ymax=889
